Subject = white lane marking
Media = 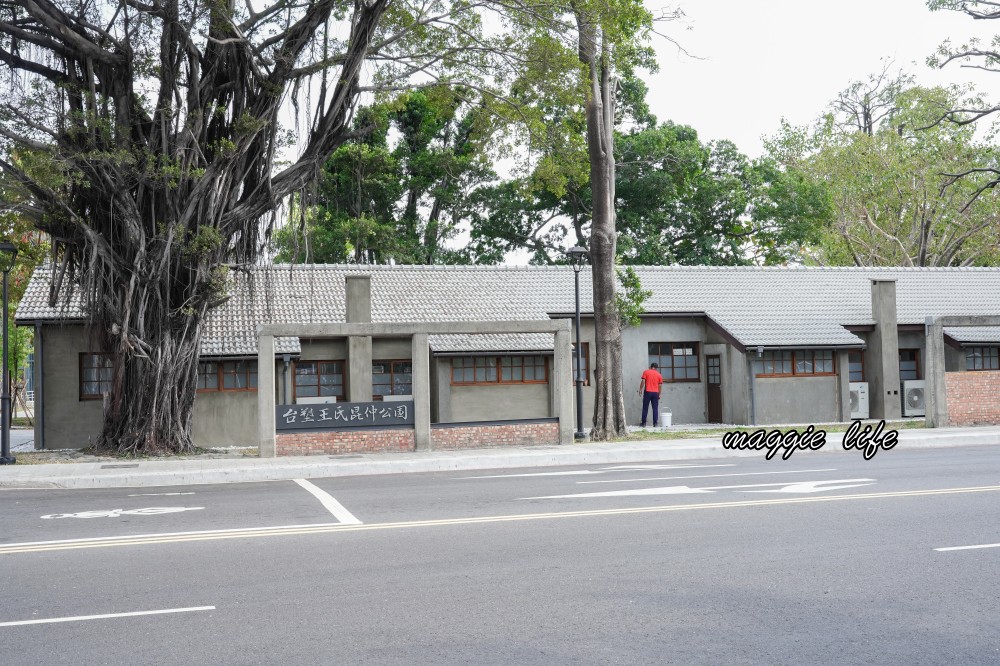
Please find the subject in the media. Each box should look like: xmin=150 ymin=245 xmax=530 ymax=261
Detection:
xmin=128 ymin=492 xmax=196 ymax=497
xmin=462 ymin=464 xmax=734 ymax=479
xmin=0 ymin=606 xmax=215 ymax=627
xmin=1 ymin=522 xmax=345 ymax=549
xmin=41 ymin=507 xmax=205 ymax=519
xmin=577 ymin=468 xmax=838 ymax=484
xmin=935 ymin=542 xmax=1000 ymax=552
xmin=600 ymin=464 xmax=736 ymax=471
xmin=525 ymin=479 xmax=875 ymax=499
xmin=293 ymin=479 xmax=362 ymax=525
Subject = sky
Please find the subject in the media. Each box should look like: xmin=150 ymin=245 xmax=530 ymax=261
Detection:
xmin=643 ymin=0 xmax=997 ymax=158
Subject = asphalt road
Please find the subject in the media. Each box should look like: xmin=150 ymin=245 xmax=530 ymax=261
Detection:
xmin=1 ymin=444 xmax=999 ymax=665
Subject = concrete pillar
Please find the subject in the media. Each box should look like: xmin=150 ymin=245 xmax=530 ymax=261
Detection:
xmin=412 ymin=333 xmax=431 ymax=451
xmin=346 ymin=275 xmax=373 ymax=402
xmin=348 ymin=337 xmax=373 ymax=402
xmin=257 ymin=332 xmax=276 ymax=457
xmin=346 ymin=275 xmax=372 ymax=323
xmin=925 ymin=318 xmax=948 ymax=427
xmin=836 ymin=350 xmax=851 ymax=421
xmin=34 ymin=322 xmax=44 ymax=450
xmin=554 ymin=329 xmax=574 ymax=444
xmin=869 ymin=280 xmax=901 ymax=419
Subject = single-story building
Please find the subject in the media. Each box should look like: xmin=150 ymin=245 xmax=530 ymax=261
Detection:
xmin=15 ymin=264 xmax=1000 ymax=454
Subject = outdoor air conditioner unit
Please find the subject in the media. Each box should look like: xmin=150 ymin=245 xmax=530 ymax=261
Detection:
xmin=849 ymin=382 xmax=869 ymax=420
xmin=902 ymin=380 xmax=926 ymax=417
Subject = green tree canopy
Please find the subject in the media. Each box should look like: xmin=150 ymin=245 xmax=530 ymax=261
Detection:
xmin=769 ymin=81 xmax=1000 ymax=266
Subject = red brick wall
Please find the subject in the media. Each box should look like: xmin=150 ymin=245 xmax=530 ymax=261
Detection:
xmin=275 ymin=420 xmax=559 ymax=455
xmin=276 ymin=429 xmax=415 ymax=456
xmin=945 ymin=370 xmax=1000 ymax=426
xmin=431 ymin=421 xmax=559 ymax=450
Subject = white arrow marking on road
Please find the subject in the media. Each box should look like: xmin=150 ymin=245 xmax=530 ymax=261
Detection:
xmin=462 ymin=464 xmax=734 ymax=479
xmin=744 ymin=479 xmax=875 ymax=494
xmin=524 ymin=486 xmax=714 ymax=499
xmin=524 ymin=479 xmax=875 ymax=500
xmin=599 ymin=464 xmax=736 ymax=471
xmin=577 ymin=468 xmax=838 ymax=485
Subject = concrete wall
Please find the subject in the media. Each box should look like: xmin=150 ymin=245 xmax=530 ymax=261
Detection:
xmin=945 ymin=346 xmax=965 ymax=372
xmin=622 ymin=317 xmax=708 ymax=425
xmin=447 ymin=382 xmax=552 ymax=422
xmin=754 ymin=375 xmax=840 ymax=424
xmin=40 ymin=325 xmax=103 ymax=449
xmin=193 ymin=390 xmax=258 ymax=447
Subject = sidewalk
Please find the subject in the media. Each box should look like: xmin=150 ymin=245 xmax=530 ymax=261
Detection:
xmin=3 ymin=425 xmax=1000 ymax=490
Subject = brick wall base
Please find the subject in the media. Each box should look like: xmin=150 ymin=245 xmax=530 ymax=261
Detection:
xmin=431 ymin=421 xmax=559 ymax=450
xmin=945 ymin=370 xmax=1000 ymax=426
xmin=275 ymin=420 xmax=559 ymax=456
xmin=276 ymin=429 xmax=415 ymax=456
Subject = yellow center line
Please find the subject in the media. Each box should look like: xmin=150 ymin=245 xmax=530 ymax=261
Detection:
xmin=3 ymin=484 xmax=999 ymax=555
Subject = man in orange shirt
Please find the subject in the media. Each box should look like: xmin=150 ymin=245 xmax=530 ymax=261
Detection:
xmin=639 ymin=362 xmax=664 ymax=427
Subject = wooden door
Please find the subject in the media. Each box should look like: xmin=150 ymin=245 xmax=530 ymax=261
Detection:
xmin=707 ymin=355 xmax=723 ymax=423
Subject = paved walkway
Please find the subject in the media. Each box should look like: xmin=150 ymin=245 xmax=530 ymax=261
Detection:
xmin=2 ymin=425 xmax=1000 ymax=489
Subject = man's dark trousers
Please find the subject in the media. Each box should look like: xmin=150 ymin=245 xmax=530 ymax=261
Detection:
xmin=641 ymin=391 xmax=660 ymax=427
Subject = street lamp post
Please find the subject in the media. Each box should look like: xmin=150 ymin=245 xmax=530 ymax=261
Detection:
xmin=0 ymin=241 xmax=18 ymax=465
xmin=566 ymin=246 xmax=589 ymax=440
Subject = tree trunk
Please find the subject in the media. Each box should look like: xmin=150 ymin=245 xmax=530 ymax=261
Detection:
xmin=576 ymin=12 xmax=628 ymax=440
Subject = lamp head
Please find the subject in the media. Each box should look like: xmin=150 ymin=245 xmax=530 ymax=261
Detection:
xmin=0 ymin=242 xmax=16 ymax=274
xmin=566 ymin=246 xmax=589 ymax=272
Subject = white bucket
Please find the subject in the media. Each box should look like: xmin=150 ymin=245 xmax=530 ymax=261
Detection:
xmin=661 ymin=412 xmax=672 ymax=428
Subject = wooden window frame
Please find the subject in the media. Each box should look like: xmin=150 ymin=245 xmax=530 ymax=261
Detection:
xmin=754 ymin=350 xmax=838 ymax=378
xmin=197 ymin=359 xmax=258 ymax=393
xmin=848 ymin=351 xmax=865 ymax=382
xmin=450 ymin=355 xmax=550 ymax=386
xmin=572 ymin=342 xmax=591 ymax=386
xmin=648 ymin=342 xmax=701 ymax=383
xmin=293 ymin=360 xmax=346 ymax=401
xmin=965 ymin=346 xmax=1000 ymax=371
xmin=372 ymin=359 xmax=413 ymax=400
xmin=79 ymin=352 xmax=114 ymax=401
xmin=898 ymin=348 xmax=921 ymax=381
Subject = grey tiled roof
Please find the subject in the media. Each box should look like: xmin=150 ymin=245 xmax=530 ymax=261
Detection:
xmin=944 ymin=327 xmax=1000 ymax=344
xmin=17 ymin=264 xmax=1000 ymax=354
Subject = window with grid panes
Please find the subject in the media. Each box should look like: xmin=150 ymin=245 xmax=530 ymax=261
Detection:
xmin=899 ymin=349 xmax=921 ymax=381
xmin=500 ymin=356 xmax=547 ymax=383
xmin=451 ymin=356 xmax=549 ymax=385
xmin=221 ymin=360 xmax=257 ymax=390
xmin=80 ymin=353 xmax=114 ymax=400
xmin=966 ymin=346 xmax=1000 ymax=371
xmin=848 ymin=351 xmax=865 ymax=382
xmin=294 ymin=361 xmax=345 ymax=399
xmin=197 ymin=362 xmax=219 ymax=391
xmin=372 ymin=360 xmax=412 ymax=399
xmin=753 ymin=350 xmax=793 ymax=376
xmin=648 ymin=342 xmax=700 ymax=381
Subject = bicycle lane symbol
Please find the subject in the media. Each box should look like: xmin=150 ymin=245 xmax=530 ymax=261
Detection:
xmin=40 ymin=507 xmax=205 ymax=519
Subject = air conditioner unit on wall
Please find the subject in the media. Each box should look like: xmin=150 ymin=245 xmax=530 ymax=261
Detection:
xmin=849 ymin=382 xmax=869 ymax=420
xmin=902 ymin=380 xmax=926 ymax=417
